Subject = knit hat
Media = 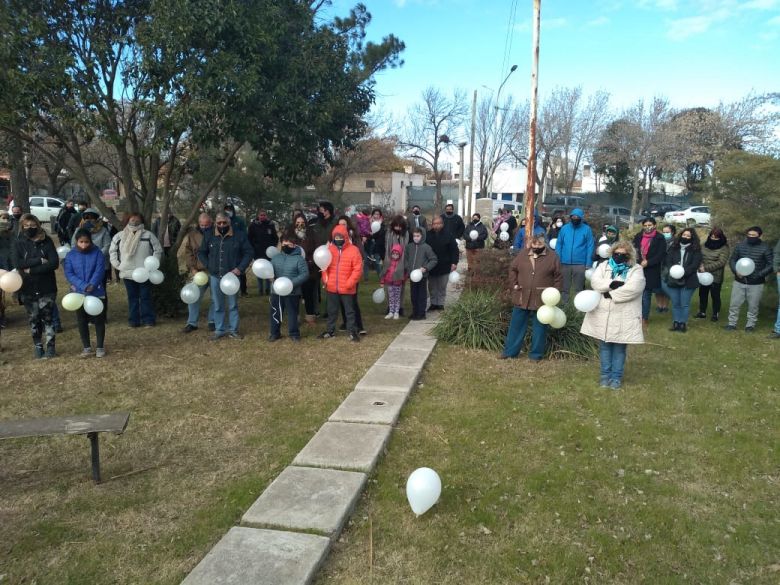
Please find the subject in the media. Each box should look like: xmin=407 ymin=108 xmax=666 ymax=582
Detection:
xmin=605 ymin=225 xmax=618 ymax=235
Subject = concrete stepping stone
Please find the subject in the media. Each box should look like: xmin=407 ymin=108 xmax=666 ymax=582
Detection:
xmin=329 ymin=389 xmax=409 ymax=425
xmin=354 ymin=364 xmax=420 ymax=394
xmin=292 ymin=422 xmax=392 ymax=472
xmin=180 ymin=527 xmax=330 ymax=585
xmin=400 ymin=320 xmax=436 ymax=336
xmin=375 ymin=347 xmax=432 ymax=370
xmin=388 ymin=334 xmax=437 ymax=353
xmin=242 ymin=466 xmax=366 ymax=537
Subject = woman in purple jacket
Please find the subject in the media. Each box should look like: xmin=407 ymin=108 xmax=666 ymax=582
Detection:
xmin=64 ymin=228 xmax=107 ymax=357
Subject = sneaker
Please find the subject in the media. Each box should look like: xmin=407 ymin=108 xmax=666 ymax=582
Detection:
xmin=392 ymin=313 xmax=399 ymax=320
xmin=711 ymin=313 xmax=719 ymax=322
xmin=768 ymin=331 xmax=780 ymax=339
xmin=497 ymin=354 xmax=511 ymax=360
xmin=208 ymin=333 xmax=225 ymax=342
xmin=609 ymin=379 xmax=622 ymax=390
xmin=45 ymin=346 xmax=56 ymax=359
xmin=208 ymin=322 xmax=216 ymax=332
xmin=34 ymin=345 xmax=45 ymax=359
xmin=745 ymin=326 xmax=755 ymax=333
xmin=128 ymin=323 xmax=140 ymax=329
xmin=679 ymin=323 xmax=687 ymax=333
xmin=182 ymin=324 xmax=198 ymax=333
xmin=384 ymin=313 xmax=394 ymax=320
xmin=268 ymin=335 xmax=281 ymax=342
xmin=227 ymin=332 xmax=244 ymax=340
xmin=694 ymin=312 xmax=706 ymax=319
xmin=317 ymin=331 xmax=335 ymax=339
xmin=600 ymin=378 xmax=610 ymax=388
xmin=143 ymin=323 xmax=155 ymax=328
xmin=724 ymin=325 xmax=736 ymax=331
xmin=349 ymin=333 xmax=361 ymax=342
xmin=80 ymin=347 xmax=93 ymax=358
xmin=359 ymin=329 xmax=368 ymax=335
xmin=95 ymin=348 xmax=106 ymax=358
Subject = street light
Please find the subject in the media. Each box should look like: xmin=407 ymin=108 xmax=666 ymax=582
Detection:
xmin=486 ymin=65 xmax=518 ymax=206
xmin=457 ymin=141 xmax=467 ymax=215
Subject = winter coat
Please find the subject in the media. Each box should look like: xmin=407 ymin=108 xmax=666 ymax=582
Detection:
xmin=312 ymin=216 xmax=339 ymax=247
xmin=368 ymin=223 xmax=386 ymax=261
xmin=464 ymin=220 xmax=488 ymax=250
xmin=513 ymin=214 xmax=546 ymax=250
xmin=12 ymin=232 xmax=59 ymax=298
xmin=440 ymin=212 xmax=465 ymax=240
xmin=109 ymin=229 xmax=163 ymax=279
xmin=580 ymin=262 xmax=645 ymax=344
xmin=507 ymin=247 xmax=563 ymax=310
xmin=270 ymin=247 xmax=309 ymax=296
xmin=322 ymin=225 xmax=362 ymax=295
xmin=632 ymin=231 xmax=667 ymax=290
xmin=248 ymin=219 xmax=279 ymax=259
xmin=55 ymin=206 xmax=77 ymax=240
xmin=183 ymin=227 xmax=207 ymax=272
xmin=198 ymin=226 xmax=253 ymax=278
xmin=297 ymin=228 xmax=320 ymax=281
xmin=729 ymin=240 xmax=774 ymax=285
xmin=556 ymin=220 xmax=595 ymax=266
xmin=384 ymin=229 xmax=409 ymax=281
xmin=700 ymin=242 xmax=730 ymax=284
xmin=409 ymin=213 xmax=428 ymax=232
xmin=72 ymin=225 xmax=112 ymax=268
xmin=404 ymin=241 xmax=438 ymax=277
xmin=664 ymin=244 xmax=703 ymax=289
xmin=354 ymin=213 xmax=372 ymax=238
xmin=425 ymin=229 xmax=459 ymax=276
xmin=0 ymin=229 xmax=13 ymax=269
xmin=64 ymin=246 xmax=106 ymax=298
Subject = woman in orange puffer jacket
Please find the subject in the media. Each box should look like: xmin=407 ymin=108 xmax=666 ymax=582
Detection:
xmin=318 ymin=224 xmax=363 ymax=341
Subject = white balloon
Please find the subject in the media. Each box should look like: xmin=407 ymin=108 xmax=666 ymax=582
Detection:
xmin=669 ymin=265 xmax=685 ymax=279
xmin=548 ymin=237 xmax=557 ymax=250
xmin=57 ymin=245 xmax=71 ymax=259
xmin=0 ymin=270 xmax=23 ymax=293
xmin=219 ymin=272 xmax=240 ymax=296
xmin=372 ymin=287 xmax=386 ymax=304
xmin=180 ymin=283 xmax=201 ymax=304
xmin=252 ymin=258 xmax=274 ymax=279
xmin=697 ymin=271 xmax=714 ymax=286
xmin=131 ymin=267 xmax=149 ymax=283
xmin=266 ymin=246 xmax=279 ymax=259
xmin=448 ymin=271 xmax=460 ymax=284
xmin=313 ymin=245 xmax=332 ymax=270
xmin=61 ymin=292 xmax=85 ymax=311
xmin=148 ymin=269 xmax=165 ymax=285
xmin=83 ymin=295 xmax=104 ymax=316
xmin=410 ymin=269 xmax=423 ymax=282
xmin=574 ymin=289 xmax=601 ymax=312
xmin=550 ymin=307 xmax=567 ymax=329
xmin=541 ymin=287 xmax=561 ymax=307
xmin=193 ymin=271 xmax=209 ymax=286
xmin=585 ymin=268 xmax=594 ymax=281
xmin=735 ymin=257 xmax=755 ymax=277
xmin=0 ymin=269 xmax=6 ymax=279
xmin=371 ymin=221 xmax=381 ymax=234
xmin=500 ymin=222 xmax=509 ymax=232
xmin=536 ymin=304 xmax=556 ymax=325
xmin=273 ymin=276 xmax=294 ymax=296
xmin=598 ymin=243 xmax=611 ymax=259
xmin=499 ymin=231 xmax=509 ymax=241
xmin=469 ymin=230 xmax=479 ymax=241
xmin=143 ymin=256 xmax=160 ymax=272
xmin=406 ymin=467 xmax=442 ymax=517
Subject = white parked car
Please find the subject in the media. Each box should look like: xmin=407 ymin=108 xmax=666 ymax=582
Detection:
xmin=664 ymin=205 xmax=711 ymax=227
xmin=9 ymin=196 xmax=66 ymax=224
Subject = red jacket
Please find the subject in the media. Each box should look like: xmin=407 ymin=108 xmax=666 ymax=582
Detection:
xmin=322 ymin=225 xmax=363 ymax=294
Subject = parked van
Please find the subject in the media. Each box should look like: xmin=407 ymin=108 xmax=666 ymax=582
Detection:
xmin=540 ymin=195 xmax=587 ymax=217
xmin=475 ymin=198 xmax=522 ymax=218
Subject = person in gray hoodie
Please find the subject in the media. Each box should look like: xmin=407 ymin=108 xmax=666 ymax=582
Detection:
xmin=404 ymin=227 xmax=438 ymax=320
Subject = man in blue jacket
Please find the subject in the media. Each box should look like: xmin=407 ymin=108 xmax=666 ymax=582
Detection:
xmin=555 ymin=208 xmax=595 ymax=303
xmin=199 ymin=212 xmax=253 ymax=340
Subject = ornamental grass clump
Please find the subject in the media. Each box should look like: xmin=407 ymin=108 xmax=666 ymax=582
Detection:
xmin=433 ymin=290 xmax=509 ymax=352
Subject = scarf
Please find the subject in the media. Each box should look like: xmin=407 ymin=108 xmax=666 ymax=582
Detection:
xmin=640 ymin=229 xmax=656 ymax=258
xmin=119 ymin=224 xmax=144 ymax=271
xmin=608 ymin=256 xmax=630 ymax=279
xmin=705 ymin=237 xmax=726 ymax=250
xmin=679 ymin=242 xmax=690 ymax=266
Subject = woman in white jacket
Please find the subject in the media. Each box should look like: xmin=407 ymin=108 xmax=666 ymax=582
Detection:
xmin=580 ymin=241 xmax=645 ymax=389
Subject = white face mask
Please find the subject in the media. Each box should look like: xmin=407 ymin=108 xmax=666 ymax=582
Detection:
xmin=556 ymin=220 xmax=563 ymax=227
xmin=413 ymin=236 xmax=422 ymax=243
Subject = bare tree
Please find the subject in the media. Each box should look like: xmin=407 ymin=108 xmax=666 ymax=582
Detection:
xmin=398 ymin=87 xmax=467 ymax=212
xmin=474 ymin=94 xmax=527 ymax=199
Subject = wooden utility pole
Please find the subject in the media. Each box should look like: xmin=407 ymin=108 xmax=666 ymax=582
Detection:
xmin=523 ymin=0 xmax=541 ymax=245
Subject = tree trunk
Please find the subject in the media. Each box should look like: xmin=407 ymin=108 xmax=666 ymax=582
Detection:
xmin=629 ymin=167 xmax=640 ymax=225
xmin=9 ymin=133 xmax=30 ymax=211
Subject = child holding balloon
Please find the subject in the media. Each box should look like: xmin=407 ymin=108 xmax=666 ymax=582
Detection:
xmin=380 ymin=244 xmax=405 ymax=319
xmin=268 ymin=231 xmax=309 ymax=342
xmin=404 ymin=228 xmax=438 ymax=320
xmin=65 ymin=228 xmax=107 ymax=357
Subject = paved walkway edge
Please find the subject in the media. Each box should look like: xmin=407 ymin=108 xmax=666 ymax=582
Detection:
xmin=180 ymin=273 xmax=463 ymax=585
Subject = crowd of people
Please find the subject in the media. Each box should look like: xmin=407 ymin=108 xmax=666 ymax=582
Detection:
xmin=1 ymin=201 xmax=777 ymax=387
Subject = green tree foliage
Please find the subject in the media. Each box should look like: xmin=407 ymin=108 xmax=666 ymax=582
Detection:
xmin=709 ymin=151 xmax=780 ymax=242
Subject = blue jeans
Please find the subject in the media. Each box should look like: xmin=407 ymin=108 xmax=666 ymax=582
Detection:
xmin=641 ymin=288 xmax=662 ymax=320
xmin=257 ymin=277 xmax=272 ymax=295
xmin=599 ymin=341 xmax=627 ymax=384
xmin=661 ymin=283 xmax=695 ymax=324
xmin=210 ymin=275 xmax=239 ymax=335
xmin=123 ymin=279 xmax=155 ymax=326
xmin=51 ymin=302 xmax=62 ymax=329
xmin=502 ymin=307 xmax=547 ymax=360
xmin=269 ymin=293 xmax=301 ymax=338
xmin=774 ymin=275 xmax=780 ymax=334
xmin=186 ymin=283 xmax=215 ymax=327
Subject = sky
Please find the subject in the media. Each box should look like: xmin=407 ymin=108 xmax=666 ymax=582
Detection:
xmin=328 ymin=0 xmax=780 ymax=125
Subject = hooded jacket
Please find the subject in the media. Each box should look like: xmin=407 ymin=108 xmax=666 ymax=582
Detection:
xmin=555 ymin=208 xmax=595 ymax=266
xmin=71 ymin=211 xmax=112 ymax=267
xmin=464 ymin=219 xmax=488 ymax=250
xmin=507 ymin=246 xmax=562 ymax=310
xmin=729 ymin=239 xmax=774 ymax=285
xmin=12 ymin=231 xmax=59 ymax=297
xmin=323 ymin=225 xmax=363 ymax=295
xmin=404 ymin=238 xmax=438 ymax=276
xmin=581 ymin=261 xmax=645 ymax=344
xmin=270 ymin=246 xmax=309 ymax=296
xmin=64 ymin=245 xmax=106 ymax=297
xmin=440 ymin=211 xmax=465 ymax=240
xmin=513 ymin=213 xmax=546 ymax=250
xmin=425 ymin=228 xmax=459 ymax=276
xmin=380 ymin=244 xmax=404 ymax=286
xmin=198 ymin=224 xmax=253 ymax=278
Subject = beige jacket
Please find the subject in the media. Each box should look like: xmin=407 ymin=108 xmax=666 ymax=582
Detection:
xmin=580 ymin=261 xmax=645 ymax=344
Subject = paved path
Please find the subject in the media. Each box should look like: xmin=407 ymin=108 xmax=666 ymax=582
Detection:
xmin=181 ymin=274 xmax=462 ymax=585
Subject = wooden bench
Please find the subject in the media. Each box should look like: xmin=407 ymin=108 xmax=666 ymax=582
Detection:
xmin=0 ymin=412 xmax=130 ymax=483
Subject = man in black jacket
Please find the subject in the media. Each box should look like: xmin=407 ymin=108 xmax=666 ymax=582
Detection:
xmin=464 ymin=212 xmax=488 ymax=278
xmin=247 ymin=209 xmax=278 ymax=295
xmin=55 ymin=200 xmax=77 ymax=244
xmin=440 ymin=203 xmax=465 ymax=241
xmin=725 ymin=226 xmax=774 ymax=332
xmin=425 ymin=216 xmax=459 ymax=310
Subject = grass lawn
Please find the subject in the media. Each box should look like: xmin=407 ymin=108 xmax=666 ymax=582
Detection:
xmin=0 ymin=269 xmax=397 ymax=585
xmin=318 ymin=283 xmax=780 ymax=584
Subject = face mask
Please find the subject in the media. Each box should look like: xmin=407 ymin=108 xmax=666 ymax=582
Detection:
xmin=295 ymin=229 xmax=306 ymax=239
xmin=532 ymin=247 xmax=545 ymax=255
xmin=556 ymin=220 xmax=563 ymax=227
xmin=643 ymin=226 xmax=655 ymax=233
xmin=83 ymin=221 xmax=95 ymax=230
xmin=612 ymin=252 xmax=629 ymax=264
xmin=472 ymin=218 xmax=479 ymax=224
xmin=413 ymin=210 xmax=420 ymax=215
xmin=663 ymin=232 xmax=672 ymax=240
xmin=746 ymin=236 xmax=761 ymax=245
xmin=445 ymin=211 xmax=453 ymax=216
xmin=282 ymin=245 xmax=294 ymax=254
xmin=333 ymin=239 xmax=344 ymax=248
xmin=570 ymin=217 xmax=581 ymax=226
xmin=413 ymin=236 xmax=422 ymax=243
xmin=393 ymin=227 xmax=402 ymax=234
xmin=218 ymin=225 xmax=230 ymax=235
xmin=680 ymin=237 xmax=691 ymax=244
xmin=200 ymin=226 xmax=210 ymax=234
xmin=24 ymin=227 xmax=38 ymax=237
xmin=129 ymin=221 xmax=142 ymax=228
xmin=12 ymin=212 xmax=22 ymax=220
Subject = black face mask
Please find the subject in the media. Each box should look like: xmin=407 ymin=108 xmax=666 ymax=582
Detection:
xmin=24 ymin=227 xmax=38 ymax=238
xmin=445 ymin=211 xmax=453 ymax=216
xmin=532 ymin=247 xmax=545 ymax=255
xmin=200 ymin=226 xmax=210 ymax=234
xmin=282 ymin=246 xmax=295 ymax=254
xmin=218 ymin=225 xmax=230 ymax=235
xmin=746 ymin=236 xmax=761 ymax=245
xmin=12 ymin=213 xmax=22 ymax=220
xmin=570 ymin=217 xmax=582 ymax=226
xmin=333 ymin=239 xmax=344 ymax=248
xmin=680 ymin=237 xmax=691 ymax=244
xmin=612 ymin=252 xmax=629 ymax=264
xmin=413 ymin=210 xmax=420 ymax=215
xmin=83 ymin=221 xmax=95 ymax=230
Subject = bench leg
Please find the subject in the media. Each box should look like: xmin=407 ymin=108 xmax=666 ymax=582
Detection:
xmin=88 ymin=432 xmax=101 ymax=484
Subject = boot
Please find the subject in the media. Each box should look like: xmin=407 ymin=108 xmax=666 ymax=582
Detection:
xmin=679 ymin=322 xmax=687 ymax=333
xmin=711 ymin=312 xmax=719 ymax=322
xmin=45 ymin=340 xmax=56 ymax=359
xmin=694 ymin=312 xmax=706 ymax=319
xmin=33 ymin=344 xmax=45 ymax=359
xmin=669 ymin=321 xmax=679 ymax=332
